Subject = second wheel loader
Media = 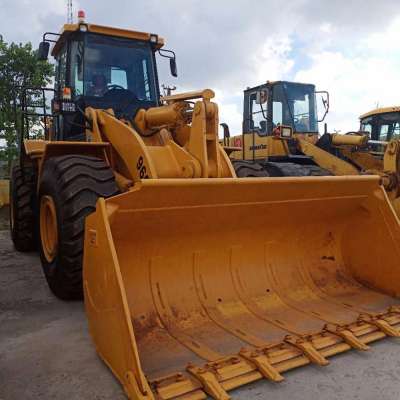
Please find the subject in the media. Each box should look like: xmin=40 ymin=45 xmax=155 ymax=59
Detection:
xmin=9 ymin=16 xmax=400 ymax=400
xmin=223 ymin=81 xmax=362 ymax=178
xmin=317 ymin=106 xmax=400 ymax=215
xmin=222 ymin=83 xmax=400 ymax=212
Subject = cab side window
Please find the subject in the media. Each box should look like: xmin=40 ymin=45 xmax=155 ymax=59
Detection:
xmin=55 ymin=47 xmax=67 ymax=97
xmin=273 ymin=101 xmax=282 ymax=126
xmin=392 ymin=122 xmax=400 ymax=140
xmin=379 ymin=122 xmax=400 ymax=141
xmin=70 ymin=41 xmax=84 ymax=97
xmin=250 ymin=92 xmax=267 ymax=134
xmin=360 ymin=119 xmax=372 ymax=134
xmin=379 ymin=124 xmax=389 ymax=141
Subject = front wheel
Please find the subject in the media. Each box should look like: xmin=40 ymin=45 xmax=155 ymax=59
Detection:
xmin=232 ymin=160 xmax=269 ymax=177
xmin=38 ymin=155 xmax=118 ymax=300
xmin=9 ymin=163 xmax=37 ymax=251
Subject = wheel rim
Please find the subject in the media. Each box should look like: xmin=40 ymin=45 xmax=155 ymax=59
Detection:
xmin=40 ymin=195 xmax=58 ymax=262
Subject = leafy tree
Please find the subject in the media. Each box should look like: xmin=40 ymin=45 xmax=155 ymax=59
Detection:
xmin=0 ymin=37 xmax=54 ymax=175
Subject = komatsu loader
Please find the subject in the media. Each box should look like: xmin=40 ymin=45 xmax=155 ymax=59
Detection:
xmin=9 ymin=14 xmax=400 ymax=400
xmin=223 ymin=83 xmax=400 ymax=217
xmin=223 ymin=81 xmax=360 ymax=178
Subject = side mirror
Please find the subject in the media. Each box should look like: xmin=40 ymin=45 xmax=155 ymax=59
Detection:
xmin=158 ymin=49 xmax=178 ymax=78
xmin=38 ymin=41 xmax=50 ymax=61
xmin=169 ymin=57 xmax=178 ymax=78
xmin=220 ymin=122 xmax=230 ymax=139
xmin=316 ymin=90 xmax=330 ymax=122
xmin=256 ymin=89 xmax=268 ymax=104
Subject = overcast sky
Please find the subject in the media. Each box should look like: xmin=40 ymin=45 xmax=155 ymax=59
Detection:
xmin=1 ymin=0 xmax=399 ymax=135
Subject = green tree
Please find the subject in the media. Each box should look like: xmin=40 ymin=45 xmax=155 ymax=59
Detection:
xmin=0 ymin=37 xmax=54 ymax=175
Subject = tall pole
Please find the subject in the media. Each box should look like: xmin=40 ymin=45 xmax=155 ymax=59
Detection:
xmin=67 ymin=0 xmax=73 ymax=23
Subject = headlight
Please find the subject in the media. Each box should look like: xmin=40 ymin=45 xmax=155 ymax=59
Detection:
xmin=281 ymin=127 xmax=293 ymax=138
xmin=149 ymin=34 xmax=158 ymax=44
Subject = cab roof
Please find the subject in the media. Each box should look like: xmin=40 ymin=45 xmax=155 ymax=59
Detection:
xmin=360 ymin=106 xmax=400 ymax=120
xmin=244 ymin=80 xmax=315 ymax=93
xmin=51 ymin=23 xmax=165 ymax=56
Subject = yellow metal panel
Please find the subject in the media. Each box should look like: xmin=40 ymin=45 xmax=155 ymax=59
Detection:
xmin=331 ymin=133 xmax=368 ymax=146
xmin=229 ymin=133 xmax=289 ymax=161
xmin=93 ymin=109 xmax=158 ymax=181
xmin=24 ymin=140 xmax=48 ymax=158
xmin=161 ymin=89 xmax=215 ymax=103
xmin=0 ymin=180 xmax=9 ymax=207
xmin=84 ymin=175 xmax=400 ymax=399
xmin=298 ymin=138 xmax=359 ymax=175
xmin=84 ymin=198 xmax=153 ymax=399
xmin=340 ymin=148 xmax=383 ymax=171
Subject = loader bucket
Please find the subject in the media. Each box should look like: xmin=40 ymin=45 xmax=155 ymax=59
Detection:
xmin=83 ymin=175 xmax=400 ymax=400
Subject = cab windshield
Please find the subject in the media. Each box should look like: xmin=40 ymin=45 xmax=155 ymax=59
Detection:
xmin=272 ymin=82 xmax=318 ymax=133
xmin=361 ymin=112 xmax=400 ymax=141
xmin=70 ymin=33 xmax=158 ymax=110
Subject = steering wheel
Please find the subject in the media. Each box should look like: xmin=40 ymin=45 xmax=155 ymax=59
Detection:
xmin=106 ymin=84 xmax=126 ymax=91
xmin=102 ymin=84 xmax=138 ymax=102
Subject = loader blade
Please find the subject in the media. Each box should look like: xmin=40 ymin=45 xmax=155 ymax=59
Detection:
xmin=83 ymin=175 xmax=400 ymax=400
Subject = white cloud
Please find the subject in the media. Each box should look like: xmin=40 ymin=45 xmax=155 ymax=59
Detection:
xmin=1 ymin=0 xmax=71 ymax=44
xmin=361 ymin=15 xmax=400 ymax=53
xmin=320 ymin=23 xmax=333 ymax=34
xmin=295 ymin=15 xmax=400 ymax=132
xmin=213 ymin=89 xmax=243 ymax=137
xmin=251 ymin=37 xmax=294 ymax=85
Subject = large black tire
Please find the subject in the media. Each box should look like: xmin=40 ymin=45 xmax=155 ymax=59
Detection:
xmin=10 ymin=163 xmax=37 ymax=252
xmin=38 ymin=155 xmax=119 ymax=300
xmin=232 ymin=160 xmax=269 ymax=177
xmin=264 ymin=162 xmax=331 ymax=177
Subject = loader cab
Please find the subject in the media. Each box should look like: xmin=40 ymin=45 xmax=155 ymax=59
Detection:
xmin=243 ymin=81 xmax=328 ymax=137
xmin=38 ymin=20 xmax=176 ymax=141
xmin=360 ymin=108 xmax=400 ymax=142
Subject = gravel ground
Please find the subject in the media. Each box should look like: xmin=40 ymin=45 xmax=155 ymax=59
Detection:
xmin=1 ymin=208 xmax=400 ymax=400
xmin=0 ymin=206 xmax=9 ymax=231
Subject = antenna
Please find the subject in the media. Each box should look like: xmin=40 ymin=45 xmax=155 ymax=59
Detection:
xmin=67 ymin=0 xmax=73 ymax=23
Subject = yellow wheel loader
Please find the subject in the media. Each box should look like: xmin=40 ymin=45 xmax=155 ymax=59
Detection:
xmin=9 ymin=17 xmax=400 ymax=400
xmin=223 ymin=81 xmax=359 ymax=178
xmin=225 ymin=87 xmax=400 ymax=217
xmin=316 ymin=107 xmax=400 ymax=215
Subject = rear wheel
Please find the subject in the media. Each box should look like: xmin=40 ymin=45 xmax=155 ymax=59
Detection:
xmin=38 ymin=155 xmax=118 ymax=300
xmin=232 ymin=160 xmax=269 ymax=177
xmin=264 ymin=162 xmax=331 ymax=177
xmin=10 ymin=163 xmax=37 ymax=251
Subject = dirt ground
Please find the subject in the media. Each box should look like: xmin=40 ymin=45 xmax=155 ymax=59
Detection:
xmin=1 ymin=207 xmax=400 ymax=400
xmin=0 ymin=206 xmax=9 ymax=231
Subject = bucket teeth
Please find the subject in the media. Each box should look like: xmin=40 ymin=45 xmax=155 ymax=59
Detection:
xmin=239 ymin=349 xmax=284 ymax=382
xmin=324 ymin=325 xmax=370 ymax=351
xmin=389 ymin=305 xmax=400 ymax=314
xmin=361 ymin=317 xmax=400 ymax=337
xmin=187 ymin=365 xmax=230 ymax=400
xmin=285 ymin=336 xmax=329 ymax=366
